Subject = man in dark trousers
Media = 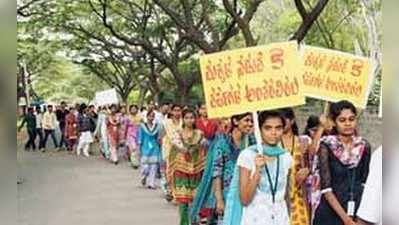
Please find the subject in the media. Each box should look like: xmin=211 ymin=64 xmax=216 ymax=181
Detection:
xmin=18 ymin=107 xmax=37 ymax=151
xmin=42 ymin=105 xmax=59 ymax=151
xmin=56 ymin=101 xmax=69 ymax=150
xmin=35 ymin=106 xmax=45 ymax=150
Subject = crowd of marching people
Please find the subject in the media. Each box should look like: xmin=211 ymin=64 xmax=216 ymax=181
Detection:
xmin=18 ymin=99 xmax=381 ymax=225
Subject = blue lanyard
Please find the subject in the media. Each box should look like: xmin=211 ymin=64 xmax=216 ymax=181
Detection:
xmin=264 ymin=156 xmax=280 ymax=203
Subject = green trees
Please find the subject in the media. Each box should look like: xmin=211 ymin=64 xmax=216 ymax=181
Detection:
xmin=17 ymin=0 xmax=381 ymax=106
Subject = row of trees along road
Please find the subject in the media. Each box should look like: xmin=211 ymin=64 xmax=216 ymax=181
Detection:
xmin=17 ymin=0 xmax=381 ymax=107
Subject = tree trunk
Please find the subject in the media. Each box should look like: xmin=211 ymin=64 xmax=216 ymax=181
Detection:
xmin=177 ymin=84 xmax=192 ymax=105
xmin=361 ymin=0 xmax=381 ymax=94
xmin=22 ymin=61 xmax=30 ymax=107
xmin=149 ymin=57 xmax=162 ymax=105
xmin=138 ymin=86 xmax=148 ymax=108
xmin=152 ymin=91 xmax=160 ymax=105
xmin=117 ymin=88 xmax=129 ymax=104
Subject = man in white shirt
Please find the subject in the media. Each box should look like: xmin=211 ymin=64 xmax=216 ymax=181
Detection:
xmin=42 ymin=105 xmax=59 ymax=151
xmin=157 ymin=102 xmax=170 ymax=129
xmin=34 ymin=106 xmax=45 ymax=150
xmin=357 ymin=146 xmax=382 ymax=225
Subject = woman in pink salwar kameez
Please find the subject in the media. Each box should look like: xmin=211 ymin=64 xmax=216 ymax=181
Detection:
xmin=107 ymin=104 xmax=120 ymax=165
xmin=126 ymin=105 xmax=142 ymax=168
xmin=118 ymin=105 xmax=129 ymax=160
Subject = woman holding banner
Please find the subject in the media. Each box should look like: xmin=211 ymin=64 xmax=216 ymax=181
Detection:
xmin=313 ymin=100 xmax=371 ymax=225
xmin=280 ymin=108 xmax=311 ymax=225
xmin=301 ymin=114 xmax=333 ymax=223
xmin=223 ymin=110 xmax=292 ymax=225
xmin=190 ymin=112 xmax=254 ymax=225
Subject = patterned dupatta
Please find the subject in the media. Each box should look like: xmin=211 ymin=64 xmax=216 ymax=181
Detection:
xmin=320 ymin=135 xmax=367 ymax=169
xmin=190 ymin=134 xmax=253 ymax=223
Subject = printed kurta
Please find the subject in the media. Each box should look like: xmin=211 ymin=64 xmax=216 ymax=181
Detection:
xmin=107 ymin=115 xmax=120 ymax=147
xmin=95 ymin=112 xmax=109 ymax=159
xmin=213 ymin=134 xmax=256 ymax=199
xmin=107 ymin=114 xmax=120 ymax=162
xmin=162 ymin=119 xmax=183 ymax=161
xmin=126 ymin=114 xmax=142 ymax=166
xmin=118 ymin=113 xmax=129 ymax=145
xmin=300 ymin=135 xmax=322 ymax=223
xmin=314 ymin=135 xmax=371 ymax=225
xmin=190 ymin=134 xmax=255 ymax=223
xmin=282 ymin=136 xmax=311 ymax=225
xmin=126 ymin=114 xmax=142 ymax=147
xmin=138 ymin=123 xmax=162 ymax=165
xmin=65 ymin=113 xmax=78 ymax=140
xmin=169 ymin=130 xmax=207 ymax=204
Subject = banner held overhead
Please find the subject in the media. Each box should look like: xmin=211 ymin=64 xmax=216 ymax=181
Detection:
xmin=199 ymin=41 xmax=305 ymax=118
xmin=301 ymin=46 xmax=372 ymax=109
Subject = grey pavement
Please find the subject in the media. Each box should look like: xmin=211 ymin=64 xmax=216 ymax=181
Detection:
xmin=17 ymin=147 xmax=179 ymax=225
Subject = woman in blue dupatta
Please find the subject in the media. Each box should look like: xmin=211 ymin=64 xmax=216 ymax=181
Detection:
xmin=191 ymin=112 xmax=255 ymax=225
xmin=224 ymin=110 xmax=293 ymax=225
xmin=138 ymin=109 xmax=162 ymax=189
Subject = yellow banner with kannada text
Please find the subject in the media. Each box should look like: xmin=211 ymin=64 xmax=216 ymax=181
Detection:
xmin=301 ymin=46 xmax=372 ymax=109
xmin=199 ymin=41 xmax=305 ymax=118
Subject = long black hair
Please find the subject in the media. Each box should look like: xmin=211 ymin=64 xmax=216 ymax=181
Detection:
xmin=329 ymin=100 xmax=357 ymax=135
xmin=303 ymin=115 xmax=320 ymax=136
xmin=78 ymin=103 xmax=87 ymax=115
xmin=329 ymin=100 xmax=357 ymax=121
xmin=182 ymin=108 xmax=197 ymax=129
xmin=258 ymin=110 xmax=286 ymax=128
xmin=279 ymin=107 xmax=299 ymax=135
xmin=169 ymin=104 xmax=182 ymax=119
xmin=129 ymin=104 xmax=138 ymax=112
xmin=230 ymin=112 xmax=251 ymax=132
xmin=111 ymin=103 xmax=120 ymax=111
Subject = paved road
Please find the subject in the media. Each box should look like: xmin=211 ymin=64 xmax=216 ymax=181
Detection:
xmin=17 ymin=148 xmax=178 ymax=225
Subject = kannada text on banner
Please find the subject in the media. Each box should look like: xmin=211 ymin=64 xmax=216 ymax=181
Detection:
xmin=302 ymin=46 xmax=372 ymax=108
xmin=200 ymin=41 xmax=305 ymax=118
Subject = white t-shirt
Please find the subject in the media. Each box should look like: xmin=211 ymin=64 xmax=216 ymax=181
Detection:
xmin=357 ymin=146 xmax=382 ymax=225
xmin=35 ymin=113 xmax=42 ymax=129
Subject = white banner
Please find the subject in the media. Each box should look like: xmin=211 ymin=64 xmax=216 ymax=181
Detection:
xmin=94 ymin=88 xmax=120 ymax=106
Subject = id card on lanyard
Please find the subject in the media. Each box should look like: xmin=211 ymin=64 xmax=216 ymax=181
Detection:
xmin=347 ymin=168 xmax=356 ymax=216
xmin=264 ymin=156 xmax=280 ymax=221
